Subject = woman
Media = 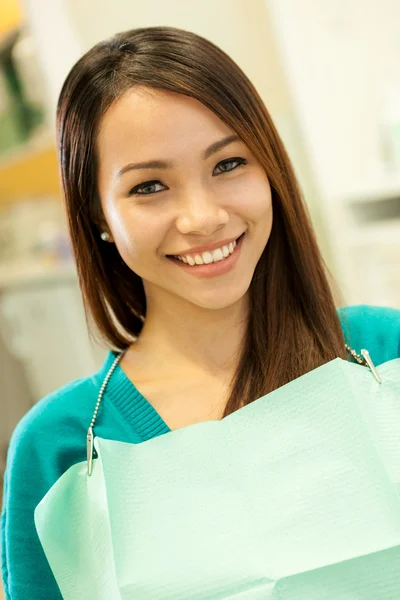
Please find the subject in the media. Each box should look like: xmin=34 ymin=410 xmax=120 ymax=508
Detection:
xmin=2 ymin=26 xmax=400 ymax=599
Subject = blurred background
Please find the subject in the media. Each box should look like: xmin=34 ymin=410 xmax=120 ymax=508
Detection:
xmin=0 ymin=2 xmax=399 ymax=587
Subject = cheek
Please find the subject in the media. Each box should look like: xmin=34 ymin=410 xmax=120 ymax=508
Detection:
xmin=110 ymin=208 xmax=165 ymax=267
xmin=119 ymin=235 xmax=140 ymax=263
xmin=232 ymin=176 xmax=272 ymax=220
xmin=109 ymin=212 xmax=139 ymax=259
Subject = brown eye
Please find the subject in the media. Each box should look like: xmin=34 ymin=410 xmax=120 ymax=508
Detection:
xmin=213 ymin=157 xmax=247 ymax=175
xmin=129 ymin=180 xmax=166 ymax=196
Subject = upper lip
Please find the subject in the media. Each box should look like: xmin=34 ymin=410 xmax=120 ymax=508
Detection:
xmin=169 ymin=234 xmax=243 ymax=257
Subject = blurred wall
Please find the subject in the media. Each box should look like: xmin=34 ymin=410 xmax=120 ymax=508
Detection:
xmin=267 ymin=0 xmax=400 ymax=201
xmin=20 ymin=0 xmax=82 ymax=130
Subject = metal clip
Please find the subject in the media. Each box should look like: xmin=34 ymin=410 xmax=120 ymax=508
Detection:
xmin=87 ymin=427 xmax=94 ymax=476
xmin=361 ymin=349 xmax=382 ymax=384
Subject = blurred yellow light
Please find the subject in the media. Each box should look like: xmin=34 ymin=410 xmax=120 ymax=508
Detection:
xmin=0 ymin=0 xmax=23 ymax=35
xmin=0 ymin=143 xmax=61 ymax=204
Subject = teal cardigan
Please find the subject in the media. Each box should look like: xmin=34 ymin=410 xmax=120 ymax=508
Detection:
xmin=2 ymin=304 xmax=400 ymax=599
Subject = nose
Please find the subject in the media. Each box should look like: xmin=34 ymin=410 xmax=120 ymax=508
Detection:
xmin=175 ymin=188 xmax=229 ymax=236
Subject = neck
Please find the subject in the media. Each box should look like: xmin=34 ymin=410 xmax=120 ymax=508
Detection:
xmin=128 ymin=289 xmax=250 ymax=379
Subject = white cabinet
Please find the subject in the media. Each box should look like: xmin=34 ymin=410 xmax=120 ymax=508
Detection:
xmin=0 ymin=274 xmax=107 ymax=402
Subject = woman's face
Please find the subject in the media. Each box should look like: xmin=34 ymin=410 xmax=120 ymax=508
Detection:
xmin=97 ymin=87 xmax=273 ymax=311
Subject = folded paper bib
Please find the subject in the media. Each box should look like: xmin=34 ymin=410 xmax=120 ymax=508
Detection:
xmin=35 ymin=357 xmax=400 ymax=599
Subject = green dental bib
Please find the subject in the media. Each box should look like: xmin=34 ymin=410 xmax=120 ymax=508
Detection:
xmin=35 ymin=357 xmax=400 ymax=599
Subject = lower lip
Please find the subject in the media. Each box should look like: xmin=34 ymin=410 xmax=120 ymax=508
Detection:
xmin=167 ymin=234 xmax=245 ymax=279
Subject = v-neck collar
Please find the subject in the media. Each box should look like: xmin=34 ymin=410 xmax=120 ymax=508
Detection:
xmin=93 ymin=350 xmax=171 ymax=441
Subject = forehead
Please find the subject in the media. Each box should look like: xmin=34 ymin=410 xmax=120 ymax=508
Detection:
xmin=96 ymin=87 xmax=233 ymax=162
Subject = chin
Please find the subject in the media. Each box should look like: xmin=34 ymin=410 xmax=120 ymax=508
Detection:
xmin=187 ymin=283 xmax=251 ymax=311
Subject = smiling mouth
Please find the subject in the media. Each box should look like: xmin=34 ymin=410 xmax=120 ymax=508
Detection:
xmin=166 ymin=233 xmax=245 ymax=266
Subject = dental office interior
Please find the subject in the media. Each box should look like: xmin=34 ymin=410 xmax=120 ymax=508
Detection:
xmin=0 ymin=1 xmax=400 ymax=596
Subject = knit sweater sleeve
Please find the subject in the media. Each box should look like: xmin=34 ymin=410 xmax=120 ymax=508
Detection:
xmin=1 ymin=411 xmax=64 ymax=599
xmin=1 ymin=377 xmax=92 ymax=599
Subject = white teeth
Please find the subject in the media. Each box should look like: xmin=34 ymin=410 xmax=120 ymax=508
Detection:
xmin=212 ymin=248 xmax=224 ymax=262
xmin=173 ymin=237 xmax=241 ymax=266
xmin=202 ymin=252 xmax=214 ymax=265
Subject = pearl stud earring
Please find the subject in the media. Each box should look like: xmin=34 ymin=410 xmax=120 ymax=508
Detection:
xmin=100 ymin=232 xmax=110 ymax=242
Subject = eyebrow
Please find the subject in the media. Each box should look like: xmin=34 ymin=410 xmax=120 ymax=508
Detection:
xmin=115 ymin=134 xmax=241 ymax=179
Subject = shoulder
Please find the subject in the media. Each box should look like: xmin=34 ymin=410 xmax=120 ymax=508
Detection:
xmin=4 ymin=372 xmax=98 ymax=497
xmin=7 ymin=350 xmax=120 ymax=456
xmin=337 ymin=304 xmax=400 ymax=365
xmin=4 ymin=349 xmax=132 ymax=488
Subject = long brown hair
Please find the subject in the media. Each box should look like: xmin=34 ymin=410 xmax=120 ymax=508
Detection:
xmin=57 ymin=26 xmax=347 ymax=416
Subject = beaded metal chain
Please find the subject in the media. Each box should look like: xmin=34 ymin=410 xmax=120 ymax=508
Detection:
xmin=87 ymin=350 xmax=126 ymax=476
xmin=87 ymin=344 xmax=382 ymax=476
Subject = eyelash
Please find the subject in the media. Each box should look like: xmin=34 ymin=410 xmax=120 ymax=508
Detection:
xmin=128 ymin=156 xmax=248 ymax=196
